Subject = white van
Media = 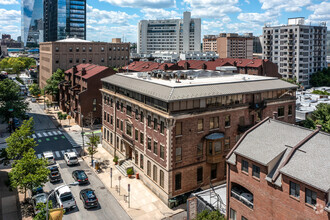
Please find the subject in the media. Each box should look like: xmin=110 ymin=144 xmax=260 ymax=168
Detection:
xmin=64 ymin=152 xmax=79 ymax=165
xmin=43 ymin=151 xmax=55 ymax=165
xmin=55 ymin=186 xmax=76 ymax=211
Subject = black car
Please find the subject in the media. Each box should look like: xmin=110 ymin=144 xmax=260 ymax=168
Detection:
xmin=31 ymin=186 xmax=44 ymax=197
xmin=79 ymin=188 xmax=98 ymax=209
xmin=72 ymin=170 xmax=89 ymax=184
xmin=48 ymin=166 xmax=61 ymax=183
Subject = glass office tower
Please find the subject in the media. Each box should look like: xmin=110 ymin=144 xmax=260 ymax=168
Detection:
xmin=21 ymin=0 xmax=44 ymax=47
xmin=44 ymin=0 xmax=86 ymax=42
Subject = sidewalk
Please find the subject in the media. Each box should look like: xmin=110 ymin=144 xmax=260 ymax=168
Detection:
xmin=82 ymin=146 xmax=185 ymax=220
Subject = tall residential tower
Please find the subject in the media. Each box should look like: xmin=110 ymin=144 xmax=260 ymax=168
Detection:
xmin=137 ymin=12 xmax=201 ymax=54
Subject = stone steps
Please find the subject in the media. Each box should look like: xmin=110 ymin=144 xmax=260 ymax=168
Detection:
xmin=115 ymin=160 xmax=131 ymax=177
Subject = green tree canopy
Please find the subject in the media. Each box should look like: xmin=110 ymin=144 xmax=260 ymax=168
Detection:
xmin=0 ymin=57 xmax=36 ymax=74
xmin=33 ymin=201 xmax=53 ymax=220
xmin=9 ymin=148 xmax=50 ymax=200
xmin=6 ymin=118 xmax=36 ymax=160
xmin=44 ymin=68 xmax=65 ymax=100
xmin=87 ymin=133 xmax=100 ymax=163
xmin=310 ymin=67 xmax=330 ymax=87
xmin=28 ymin=83 xmax=41 ymax=97
xmin=0 ymin=78 xmax=29 ymax=122
xmin=303 ymin=103 xmax=330 ymax=132
xmin=195 ymin=210 xmax=226 ymax=220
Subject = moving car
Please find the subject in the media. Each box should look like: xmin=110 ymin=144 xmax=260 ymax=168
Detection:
xmin=72 ymin=170 xmax=89 ymax=185
xmin=64 ymin=152 xmax=79 ymax=166
xmin=48 ymin=166 xmax=61 ymax=183
xmin=43 ymin=151 xmax=55 ymax=165
xmin=79 ymin=188 xmax=98 ymax=209
xmin=54 ymin=185 xmax=76 ymax=211
xmin=31 ymin=193 xmax=47 ymax=215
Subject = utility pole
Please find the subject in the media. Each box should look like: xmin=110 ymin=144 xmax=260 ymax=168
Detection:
xmin=110 ymin=167 xmax=113 ymax=188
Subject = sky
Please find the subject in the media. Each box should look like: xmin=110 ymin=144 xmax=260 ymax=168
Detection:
xmin=0 ymin=0 xmax=329 ymax=43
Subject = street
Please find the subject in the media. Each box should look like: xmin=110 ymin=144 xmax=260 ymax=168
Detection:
xmin=27 ymin=99 xmax=130 ymax=220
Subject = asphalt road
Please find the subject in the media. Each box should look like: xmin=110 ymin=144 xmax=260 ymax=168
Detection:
xmin=27 ymin=99 xmax=130 ymax=220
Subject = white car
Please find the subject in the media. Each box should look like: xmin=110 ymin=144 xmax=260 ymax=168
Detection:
xmin=64 ymin=152 xmax=79 ymax=165
xmin=54 ymin=186 xmax=76 ymax=211
xmin=43 ymin=151 xmax=55 ymax=165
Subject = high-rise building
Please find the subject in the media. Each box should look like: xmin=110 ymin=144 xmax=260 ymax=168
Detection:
xmin=217 ymin=33 xmax=253 ymax=59
xmin=253 ymin=36 xmax=262 ymax=53
xmin=137 ymin=12 xmax=201 ymax=54
xmin=327 ymin=31 xmax=330 ymax=57
xmin=44 ymin=0 xmax=86 ymax=42
xmin=21 ymin=0 xmax=44 ymax=47
xmin=263 ymin=17 xmax=327 ymax=87
xmin=203 ymin=35 xmax=218 ymax=52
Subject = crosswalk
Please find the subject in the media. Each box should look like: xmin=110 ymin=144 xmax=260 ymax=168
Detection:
xmin=29 ymin=130 xmax=62 ymax=139
xmin=37 ymin=148 xmax=79 ymax=159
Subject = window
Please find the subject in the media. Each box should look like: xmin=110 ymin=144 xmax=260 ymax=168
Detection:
xmin=140 ymin=111 xmax=144 ymax=123
xmin=230 ymin=208 xmax=237 ymax=220
xmin=210 ymin=116 xmax=219 ymax=129
xmin=69 ymin=47 xmax=72 ymax=52
xmin=197 ymin=142 xmax=203 ymax=156
xmin=175 ymin=173 xmax=181 ymax=190
xmin=82 ymin=47 xmax=85 ymax=52
xmin=278 ymin=106 xmax=285 ymax=117
xmin=89 ymin=47 xmax=92 ymax=52
xmin=160 ymin=145 xmax=164 ymax=159
xmin=76 ymin=58 xmax=79 ymax=63
xmin=76 ymin=47 xmax=79 ymax=52
xmin=120 ymin=120 xmax=123 ymax=131
xmin=175 ymin=147 xmax=182 ymax=161
xmin=211 ymin=164 xmax=217 ymax=179
xmin=126 ymin=105 xmax=132 ymax=116
xmin=126 ymin=123 xmax=132 ymax=136
xmin=116 ymin=137 xmax=119 ymax=149
xmin=69 ymin=58 xmax=72 ymax=63
xmin=101 ymin=47 xmax=104 ymax=52
xmin=140 ymin=154 xmax=144 ymax=169
xmin=147 ymin=161 xmax=151 ymax=176
xmin=147 ymin=115 xmax=151 ymax=127
xmin=110 ymin=116 xmax=113 ymax=125
xmin=305 ymin=188 xmax=316 ymax=206
xmin=208 ymin=142 xmax=213 ymax=155
xmin=176 ymin=122 xmax=182 ymax=135
xmin=288 ymin=105 xmax=293 ymax=116
xmin=153 ymin=118 xmax=157 ymax=130
xmin=55 ymin=47 xmax=59 ymax=52
xmin=135 ymin=129 xmax=138 ymax=141
xmin=198 ymin=119 xmax=203 ymax=131
xmin=225 ymin=137 xmax=230 ymax=150
xmin=120 ymin=103 xmax=123 ymax=112
xmin=93 ymin=99 xmax=96 ymax=112
xmin=160 ymin=170 xmax=164 ymax=188
xmin=147 ymin=138 xmax=152 ymax=150
xmin=153 ymin=165 xmax=157 ymax=182
xmin=82 ymin=58 xmax=86 ymax=63
xmin=140 ymin=132 xmax=144 ymax=144
xmin=252 ymin=165 xmax=260 ymax=178
xmin=116 ymin=118 xmax=119 ymax=128
xmin=55 ymin=60 xmax=59 ymax=64
xmin=289 ymin=181 xmax=300 ymax=198
xmin=242 ymin=160 xmax=248 ymax=173
xmin=104 ymin=111 xmax=106 ymax=121
xmin=225 ymin=115 xmax=231 ymax=127
xmin=197 ymin=167 xmax=203 ymax=183
xmin=214 ymin=141 xmax=222 ymax=154
xmin=135 ymin=109 xmax=139 ymax=120
xmin=153 ymin=141 xmax=158 ymax=155
xmin=160 ymin=121 xmax=164 ymax=134
xmin=110 ymin=133 xmax=113 ymax=144
xmin=135 ymin=151 xmax=138 ymax=164
xmin=241 ymin=216 xmax=248 ymax=220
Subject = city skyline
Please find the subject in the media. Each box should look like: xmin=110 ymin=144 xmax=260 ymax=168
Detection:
xmin=0 ymin=0 xmax=329 ymax=43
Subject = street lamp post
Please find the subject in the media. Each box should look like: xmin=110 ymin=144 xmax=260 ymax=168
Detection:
xmin=45 ymin=182 xmax=78 ymax=220
xmin=8 ymin=108 xmax=13 ymax=133
xmin=81 ymin=114 xmax=85 ymax=156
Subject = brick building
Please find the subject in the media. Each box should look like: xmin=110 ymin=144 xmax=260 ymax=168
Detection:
xmin=217 ymin=33 xmax=253 ymax=59
xmin=203 ymin=35 xmax=218 ymax=52
xmin=226 ymin=118 xmax=330 ymax=220
xmin=59 ymin=63 xmax=115 ymax=126
xmin=101 ymin=70 xmax=297 ymax=204
xmin=39 ymin=37 xmax=129 ymax=89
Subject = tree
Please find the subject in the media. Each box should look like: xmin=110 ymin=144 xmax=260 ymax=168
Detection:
xmin=303 ymin=103 xmax=330 ymax=133
xmin=5 ymin=118 xmax=36 ymax=160
xmin=33 ymin=201 xmax=53 ymax=220
xmin=28 ymin=83 xmax=41 ymax=97
xmin=310 ymin=67 xmax=330 ymax=87
xmin=87 ymin=133 xmax=100 ymax=165
xmin=0 ymin=57 xmax=36 ymax=74
xmin=0 ymin=79 xmax=29 ymax=123
xmin=44 ymin=68 xmax=65 ymax=101
xmin=57 ymin=112 xmax=67 ymax=126
xmin=195 ymin=210 xmax=226 ymax=220
xmin=9 ymin=148 xmax=50 ymax=201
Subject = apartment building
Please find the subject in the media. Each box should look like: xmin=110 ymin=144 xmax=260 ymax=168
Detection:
xmin=39 ymin=37 xmax=129 ymax=89
xmin=137 ymin=11 xmax=201 ymax=54
xmin=59 ymin=63 xmax=115 ymax=126
xmin=101 ymin=70 xmax=297 ymax=204
xmin=263 ymin=17 xmax=327 ymax=87
xmin=203 ymin=35 xmax=218 ymax=52
xmin=217 ymin=33 xmax=253 ymax=59
xmin=226 ymin=118 xmax=330 ymax=220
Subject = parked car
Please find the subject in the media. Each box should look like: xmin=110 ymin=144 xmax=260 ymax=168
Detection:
xmin=43 ymin=151 xmax=55 ymax=165
xmin=48 ymin=166 xmax=61 ymax=183
xmin=31 ymin=186 xmax=44 ymax=197
xmin=31 ymin=97 xmax=36 ymax=103
xmin=54 ymin=185 xmax=76 ymax=211
xmin=79 ymin=188 xmax=98 ymax=209
xmin=72 ymin=170 xmax=89 ymax=185
xmin=64 ymin=152 xmax=79 ymax=166
xmin=31 ymin=193 xmax=47 ymax=215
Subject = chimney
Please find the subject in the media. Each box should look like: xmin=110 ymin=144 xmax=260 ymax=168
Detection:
xmin=273 ymin=112 xmax=278 ymax=119
xmin=73 ymin=65 xmax=77 ymax=74
xmin=184 ymin=62 xmax=190 ymax=70
xmin=164 ymin=64 xmax=169 ymax=71
xmin=202 ymin=63 xmax=207 ymax=70
xmin=82 ymin=68 xmax=87 ymax=76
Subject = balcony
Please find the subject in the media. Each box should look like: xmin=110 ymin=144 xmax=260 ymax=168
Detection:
xmin=231 ymin=183 xmax=254 ymax=209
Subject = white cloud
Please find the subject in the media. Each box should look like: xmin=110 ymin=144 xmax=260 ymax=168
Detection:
xmin=184 ymin=0 xmax=241 ymax=18
xmin=87 ymin=24 xmax=137 ymax=42
xmin=0 ymin=0 xmax=18 ymax=5
xmin=87 ymin=4 xmax=138 ymax=25
xmin=226 ymin=22 xmax=262 ymax=34
xmin=237 ymin=10 xmax=279 ymax=24
xmin=258 ymin=0 xmax=311 ymax=12
xmin=306 ymin=1 xmax=330 ymax=25
xmin=140 ymin=8 xmax=180 ymax=20
xmin=0 ymin=9 xmax=20 ymax=24
xmin=99 ymin=0 xmax=175 ymax=8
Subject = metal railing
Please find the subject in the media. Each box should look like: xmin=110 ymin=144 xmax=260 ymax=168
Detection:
xmin=231 ymin=190 xmax=254 ymax=209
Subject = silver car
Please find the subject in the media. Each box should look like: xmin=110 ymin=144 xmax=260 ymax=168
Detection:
xmin=31 ymin=193 xmax=48 ymax=215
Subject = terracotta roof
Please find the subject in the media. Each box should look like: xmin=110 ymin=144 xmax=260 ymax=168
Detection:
xmin=177 ymin=60 xmax=207 ymax=69
xmin=122 ymin=61 xmax=177 ymax=72
xmin=65 ymin=63 xmax=109 ymax=79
